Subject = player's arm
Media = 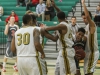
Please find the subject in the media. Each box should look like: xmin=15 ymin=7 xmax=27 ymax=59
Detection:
xmin=82 ymin=0 xmax=95 ymax=33
xmin=11 ymin=36 xmax=16 ymax=54
xmin=45 ymin=24 xmax=67 ymax=34
xmin=34 ymin=28 xmax=45 ymax=58
xmin=4 ymin=23 xmax=10 ymax=35
xmin=41 ymin=28 xmax=59 ymax=42
xmin=51 ymin=0 xmax=61 ymax=12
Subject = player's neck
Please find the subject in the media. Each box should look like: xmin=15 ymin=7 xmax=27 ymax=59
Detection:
xmin=10 ymin=23 xmax=14 ymax=26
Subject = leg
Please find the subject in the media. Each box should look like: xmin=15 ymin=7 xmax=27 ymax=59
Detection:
xmin=26 ymin=2 xmax=36 ymax=11
xmin=2 ymin=57 xmax=7 ymax=72
xmin=16 ymin=0 xmax=20 ymax=6
xmin=13 ymin=58 xmax=18 ymax=72
xmin=41 ymin=13 xmax=45 ymax=22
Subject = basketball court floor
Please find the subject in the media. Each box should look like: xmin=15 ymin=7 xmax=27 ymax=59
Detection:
xmin=0 ymin=55 xmax=100 ymax=75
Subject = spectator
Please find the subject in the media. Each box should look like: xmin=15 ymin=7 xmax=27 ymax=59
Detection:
xmin=45 ymin=0 xmax=56 ymax=21
xmin=26 ymin=0 xmax=39 ymax=11
xmin=0 ymin=5 xmax=3 ymax=21
xmin=94 ymin=5 xmax=100 ymax=26
xmin=36 ymin=0 xmax=46 ymax=21
xmin=69 ymin=16 xmax=80 ymax=37
xmin=16 ymin=0 xmax=28 ymax=7
xmin=5 ymin=11 xmax=19 ymax=25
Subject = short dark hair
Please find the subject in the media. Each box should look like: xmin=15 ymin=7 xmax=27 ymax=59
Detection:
xmin=57 ymin=11 xmax=66 ymax=20
xmin=81 ymin=11 xmax=92 ymax=19
xmin=30 ymin=14 xmax=36 ymax=21
xmin=22 ymin=14 xmax=32 ymax=25
xmin=78 ymin=27 xmax=85 ymax=34
xmin=71 ymin=16 xmax=76 ymax=19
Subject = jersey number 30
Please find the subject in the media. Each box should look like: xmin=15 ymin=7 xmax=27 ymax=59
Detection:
xmin=17 ymin=33 xmax=30 ymax=46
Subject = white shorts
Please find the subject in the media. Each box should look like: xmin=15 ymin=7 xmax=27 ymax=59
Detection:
xmin=84 ymin=50 xmax=99 ymax=74
xmin=55 ymin=48 xmax=76 ymax=75
xmin=17 ymin=56 xmax=47 ymax=75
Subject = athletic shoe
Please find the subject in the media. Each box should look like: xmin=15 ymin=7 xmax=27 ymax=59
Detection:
xmin=13 ymin=65 xmax=18 ymax=72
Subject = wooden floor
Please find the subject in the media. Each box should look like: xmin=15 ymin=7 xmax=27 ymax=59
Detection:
xmin=0 ymin=57 xmax=100 ymax=75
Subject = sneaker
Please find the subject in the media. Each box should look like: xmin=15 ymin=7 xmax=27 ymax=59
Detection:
xmin=2 ymin=67 xmax=6 ymax=72
xmin=13 ymin=65 xmax=18 ymax=72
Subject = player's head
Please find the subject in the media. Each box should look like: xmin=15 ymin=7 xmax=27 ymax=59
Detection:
xmin=81 ymin=11 xmax=92 ymax=25
xmin=71 ymin=16 xmax=76 ymax=25
xmin=76 ymin=28 xmax=85 ymax=42
xmin=11 ymin=10 xmax=16 ymax=16
xmin=39 ymin=0 xmax=43 ymax=4
xmin=57 ymin=11 xmax=66 ymax=22
xmin=9 ymin=16 xmax=15 ymax=23
xmin=30 ymin=14 xmax=37 ymax=26
xmin=22 ymin=14 xmax=32 ymax=26
xmin=96 ymin=5 xmax=100 ymax=11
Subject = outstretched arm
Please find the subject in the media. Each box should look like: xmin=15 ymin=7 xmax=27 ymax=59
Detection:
xmin=34 ymin=28 xmax=45 ymax=58
xmin=82 ymin=0 xmax=95 ymax=33
xmin=51 ymin=0 xmax=61 ymax=12
xmin=45 ymin=24 xmax=67 ymax=34
xmin=41 ymin=28 xmax=59 ymax=42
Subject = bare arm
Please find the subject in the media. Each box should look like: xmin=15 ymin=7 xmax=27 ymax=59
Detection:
xmin=51 ymin=0 xmax=61 ymax=12
xmin=41 ymin=28 xmax=59 ymax=42
xmin=34 ymin=28 xmax=45 ymax=58
xmin=45 ymin=24 xmax=67 ymax=35
xmin=4 ymin=23 xmax=10 ymax=35
xmin=11 ymin=36 xmax=16 ymax=54
xmin=82 ymin=0 xmax=95 ymax=28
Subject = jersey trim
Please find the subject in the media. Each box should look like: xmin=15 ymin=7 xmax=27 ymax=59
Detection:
xmin=60 ymin=34 xmax=71 ymax=74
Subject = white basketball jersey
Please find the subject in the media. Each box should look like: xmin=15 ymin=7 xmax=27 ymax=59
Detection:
xmin=34 ymin=27 xmax=43 ymax=44
xmin=57 ymin=21 xmax=74 ymax=49
xmin=85 ymin=24 xmax=98 ymax=52
xmin=15 ymin=26 xmax=39 ymax=56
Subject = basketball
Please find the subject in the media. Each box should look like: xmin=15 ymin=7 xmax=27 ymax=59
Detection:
xmin=75 ymin=49 xmax=85 ymax=60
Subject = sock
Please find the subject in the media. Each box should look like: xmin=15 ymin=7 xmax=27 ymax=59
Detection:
xmin=3 ymin=62 xmax=6 ymax=68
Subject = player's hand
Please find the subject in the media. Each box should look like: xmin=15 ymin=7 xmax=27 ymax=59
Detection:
xmin=75 ymin=50 xmax=81 ymax=60
xmin=7 ymin=21 xmax=10 ymax=25
xmin=41 ymin=53 xmax=45 ymax=59
xmin=81 ymin=0 xmax=85 ymax=4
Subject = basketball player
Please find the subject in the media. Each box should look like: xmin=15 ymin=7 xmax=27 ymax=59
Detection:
xmin=11 ymin=14 xmax=45 ymax=75
xmin=44 ymin=1 xmax=77 ymax=75
xmin=30 ymin=14 xmax=58 ymax=75
xmin=2 ymin=16 xmax=19 ymax=72
xmin=72 ymin=27 xmax=86 ymax=75
xmin=81 ymin=0 xmax=99 ymax=75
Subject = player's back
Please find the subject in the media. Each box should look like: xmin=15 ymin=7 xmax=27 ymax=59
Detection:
xmin=15 ymin=26 xmax=37 ymax=57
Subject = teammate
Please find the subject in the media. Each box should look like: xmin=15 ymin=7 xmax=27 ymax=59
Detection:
xmin=81 ymin=0 xmax=99 ymax=75
xmin=11 ymin=14 xmax=45 ymax=75
xmin=44 ymin=0 xmax=77 ymax=75
xmin=2 ymin=16 xmax=19 ymax=72
xmin=72 ymin=27 xmax=86 ymax=75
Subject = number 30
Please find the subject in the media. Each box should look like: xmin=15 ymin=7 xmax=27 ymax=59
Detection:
xmin=17 ymin=33 xmax=30 ymax=46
